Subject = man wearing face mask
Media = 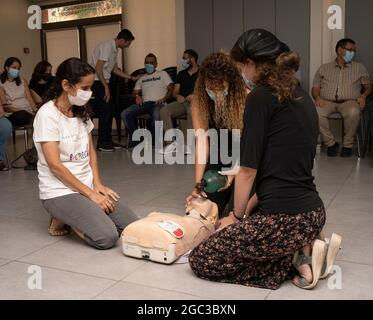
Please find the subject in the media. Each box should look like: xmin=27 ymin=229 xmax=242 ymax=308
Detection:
xmin=121 ymin=53 xmax=173 ymax=148
xmin=312 ymin=38 xmax=372 ymax=157
xmin=159 ymin=49 xmax=199 ymax=154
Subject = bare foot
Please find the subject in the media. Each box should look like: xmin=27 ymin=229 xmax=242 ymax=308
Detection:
xmin=48 ymin=218 xmax=70 ymax=236
xmin=296 ymin=263 xmax=313 ymax=284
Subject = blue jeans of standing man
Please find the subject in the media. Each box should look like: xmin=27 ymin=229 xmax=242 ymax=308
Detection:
xmin=0 ymin=117 xmax=12 ymax=161
xmin=121 ymin=101 xmax=162 ymax=145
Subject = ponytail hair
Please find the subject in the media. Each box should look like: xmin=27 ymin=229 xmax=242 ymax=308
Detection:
xmin=44 ymin=58 xmax=95 ymax=123
xmin=253 ymin=51 xmax=301 ymax=103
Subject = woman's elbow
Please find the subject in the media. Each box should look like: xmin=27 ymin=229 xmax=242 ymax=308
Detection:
xmin=48 ymin=162 xmax=65 ymax=176
xmin=238 ymin=166 xmax=257 ymax=180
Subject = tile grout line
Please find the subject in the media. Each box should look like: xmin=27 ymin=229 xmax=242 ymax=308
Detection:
xmin=90 ymin=280 xmax=121 ymax=300
xmin=324 ymin=162 xmax=357 ymax=210
xmin=13 ymin=237 xmax=63 ymax=262
xmin=264 ymin=290 xmax=272 ymax=300
xmin=12 ymin=260 xmax=123 ymax=282
xmin=119 ymin=260 xmax=150 ymax=282
xmin=121 ymin=278 xmax=253 ymax=300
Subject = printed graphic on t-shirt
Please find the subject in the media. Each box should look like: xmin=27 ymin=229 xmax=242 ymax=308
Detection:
xmin=141 ymin=76 xmax=162 ymax=84
xmin=70 ymin=144 xmax=89 ymax=162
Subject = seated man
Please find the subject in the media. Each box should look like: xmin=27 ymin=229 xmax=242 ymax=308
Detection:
xmin=312 ymin=38 xmax=372 ymax=157
xmin=121 ymin=53 xmax=173 ymax=148
xmin=159 ymin=49 xmax=199 ymax=154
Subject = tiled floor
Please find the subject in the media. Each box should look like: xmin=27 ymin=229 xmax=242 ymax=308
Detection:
xmin=1 ymin=138 xmax=373 ymax=300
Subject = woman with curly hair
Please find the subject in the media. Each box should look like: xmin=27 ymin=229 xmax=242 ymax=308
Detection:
xmin=186 ymin=52 xmax=247 ymax=217
xmin=189 ymin=29 xmax=339 ymax=291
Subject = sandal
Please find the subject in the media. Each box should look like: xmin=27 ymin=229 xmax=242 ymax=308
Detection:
xmin=48 ymin=218 xmax=70 ymax=237
xmin=292 ymin=239 xmax=327 ymax=290
xmin=320 ymin=233 xmax=342 ymax=279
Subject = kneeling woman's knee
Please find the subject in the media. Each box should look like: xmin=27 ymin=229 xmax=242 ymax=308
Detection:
xmin=89 ymin=229 xmax=119 ymax=250
xmin=188 ymin=246 xmax=206 ymax=275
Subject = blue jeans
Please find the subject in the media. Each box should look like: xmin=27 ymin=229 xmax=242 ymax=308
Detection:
xmin=121 ymin=101 xmax=162 ymax=144
xmin=0 ymin=117 xmax=12 ymax=161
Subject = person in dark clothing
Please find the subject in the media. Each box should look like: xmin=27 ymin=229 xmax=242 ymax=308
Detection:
xmin=159 ymin=49 xmax=199 ymax=154
xmin=29 ymin=61 xmax=55 ymax=107
xmin=189 ymin=29 xmax=333 ymax=291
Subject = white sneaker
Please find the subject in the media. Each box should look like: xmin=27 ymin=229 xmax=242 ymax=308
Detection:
xmin=158 ymin=141 xmax=178 ymax=155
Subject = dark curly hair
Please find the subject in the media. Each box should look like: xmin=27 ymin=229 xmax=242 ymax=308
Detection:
xmin=44 ymin=58 xmax=95 ymax=123
xmin=193 ymin=52 xmax=246 ymax=130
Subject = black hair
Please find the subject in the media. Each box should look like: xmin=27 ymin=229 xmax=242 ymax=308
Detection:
xmin=335 ymin=38 xmax=356 ymax=53
xmin=117 ymin=29 xmax=135 ymax=41
xmin=31 ymin=61 xmax=52 ymax=83
xmin=145 ymin=53 xmax=157 ymax=62
xmin=184 ymin=49 xmax=199 ymax=62
xmin=231 ymin=29 xmax=289 ymax=63
xmin=1 ymin=57 xmax=22 ymax=86
xmin=230 ymin=29 xmax=299 ymax=103
xmin=44 ymin=58 xmax=95 ymax=123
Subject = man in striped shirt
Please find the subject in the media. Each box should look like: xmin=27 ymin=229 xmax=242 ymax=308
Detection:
xmin=312 ymin=38 xmax=372 ymax=157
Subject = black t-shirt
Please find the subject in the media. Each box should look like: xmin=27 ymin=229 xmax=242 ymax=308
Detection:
xmin=240 ymin=85 xmax=323 ymax=214
xmin=176 ymin=69 xmax=198 ymax=98
xmin=29 ymin=78 xmax=55 ymax=99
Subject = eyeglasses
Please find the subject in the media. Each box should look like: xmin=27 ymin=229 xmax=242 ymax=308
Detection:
xmin=342 ymin=47 xmax=356 ymax=52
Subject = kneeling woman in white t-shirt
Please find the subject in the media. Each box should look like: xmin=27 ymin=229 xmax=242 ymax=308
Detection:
xmin=33 ymin=58 xmax=139 ymax=250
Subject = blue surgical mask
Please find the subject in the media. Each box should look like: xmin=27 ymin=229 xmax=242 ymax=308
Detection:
xmin=8 ymin=68 xmax=20 ymax=79
xmin=242 ymin=65 xmax=256 ymax=90
xmin=205 ymin=88 xmax=228 ymax=102
xmin=181 ymin=59 xmax=190 ymax=70
xmin=145 ymin=64 xmax=155 ymax=74
xmin=343 ymin=50 xmax=355 ymax=63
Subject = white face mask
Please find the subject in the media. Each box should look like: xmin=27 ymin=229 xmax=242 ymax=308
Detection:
xmin=68 ymin=89 xmax=92 ymax=106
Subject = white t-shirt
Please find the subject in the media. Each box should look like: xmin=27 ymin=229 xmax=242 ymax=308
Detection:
xmin=91 ymin=39 xmax=118 ymax=82
xmin=33 ymin=101 xmax=95 ymax=200
xmin=134 ymin=71 xmax=173 ymax=102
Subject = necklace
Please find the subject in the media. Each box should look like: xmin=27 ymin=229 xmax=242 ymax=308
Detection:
xmin=55 ymin=100 xmax=73 ymax=118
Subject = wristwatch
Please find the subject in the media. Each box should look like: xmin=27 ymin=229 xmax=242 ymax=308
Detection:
xmin=232 ymin=209 xmax=245 ymax=221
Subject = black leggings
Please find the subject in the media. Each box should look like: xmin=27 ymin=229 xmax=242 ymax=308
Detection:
xmin=7 ymin=110 xmax=34 ymax=127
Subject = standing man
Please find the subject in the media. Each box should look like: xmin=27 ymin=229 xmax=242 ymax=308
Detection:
xmin=160 ymin=49 xmax=199 ymax=154
xmin=91 ymin=29 xmax=137 ymax=152
xmin=312 ymin=38 xmax=372 ymax=157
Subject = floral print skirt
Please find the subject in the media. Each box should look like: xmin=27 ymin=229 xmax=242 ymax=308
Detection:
xmin=188 ymin=206 xmax=326 ymax=290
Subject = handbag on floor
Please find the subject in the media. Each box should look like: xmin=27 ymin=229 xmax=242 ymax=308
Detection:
xmin=23 ymin=146 xmax=38 ymax=170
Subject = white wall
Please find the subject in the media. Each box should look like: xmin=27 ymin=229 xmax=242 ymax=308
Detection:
xmin=0 ymin=0 xmax=42 ymax=81
xmin=122 ymin=0 xmax=178 ymax=73
xmin=310 ymin=0 xmax=345 ymax=92
xmin=175 ymin=0 xmax=185 ymax=67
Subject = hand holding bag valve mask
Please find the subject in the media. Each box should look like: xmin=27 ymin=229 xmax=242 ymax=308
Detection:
xmin=121 ymin=198 xmax=219 ymax=264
